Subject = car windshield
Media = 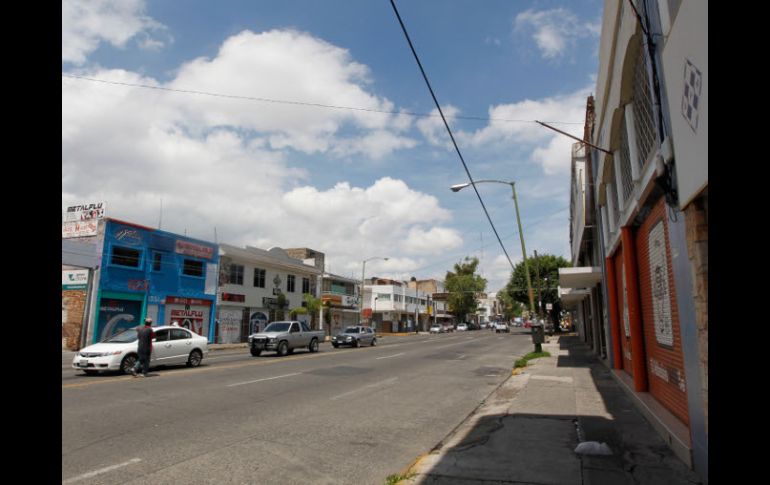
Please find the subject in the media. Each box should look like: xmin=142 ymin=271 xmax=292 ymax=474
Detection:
xmin=344 ymin=327 xmax=360 ymax=333
xmin=264 ymin=322 xmax=291 ymax=332
xmin=105 ymin=328 xmax=138 ymax=343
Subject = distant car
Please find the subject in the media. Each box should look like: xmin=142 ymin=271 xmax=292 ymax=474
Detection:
xmin=332 ymin=326 xmax=377 ymax=348
xmin=494 ymin=322 xmax=510 ymax=333
xmin=456 ymin=323 xmax=468 ymax=331
xmin=443 ymin=324 xmax=454 ymax=333
xmin=430 ymin=324 xmax=443 ymax=334
xmin=72 ymin=326 xmax=209 ymax=375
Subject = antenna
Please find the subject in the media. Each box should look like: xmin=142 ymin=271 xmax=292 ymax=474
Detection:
xmin=214 ymin=226 xmax=218 ymax=244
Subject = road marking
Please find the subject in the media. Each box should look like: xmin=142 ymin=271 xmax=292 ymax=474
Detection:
xmin=376 ymin=352 xmax=405 ymax=360
xmin=330 ymin=377 xmax=399 ymax=400
xmin=227 ymin=372 xmax=302 ymax=387
xmin=455 ymin=355 xmax=466 ymax=360
xmin=62 ymin=458 xmax=141 ymax=484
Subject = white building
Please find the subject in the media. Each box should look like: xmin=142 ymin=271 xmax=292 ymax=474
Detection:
xmin=363 ymin=278 xmax=447 ymax=333
xmin=216 ymin=244 xmax=322 ymax=343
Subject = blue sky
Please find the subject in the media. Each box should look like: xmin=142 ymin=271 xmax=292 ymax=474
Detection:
xmin=62 ymin=0 xmax=604 ymax=292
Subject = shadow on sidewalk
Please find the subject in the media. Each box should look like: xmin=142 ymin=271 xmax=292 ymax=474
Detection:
xmin=405 ymin=336 xmax=703 ymax=485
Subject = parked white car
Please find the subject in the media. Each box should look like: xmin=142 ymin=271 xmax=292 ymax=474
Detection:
xmin=456 ymin=323 xmax=468 ymax=331
xmin=430 ymin=324 xmax=443 ymax=334
xmin=494 ymin=322 xmax=510 ymax=333
xmin=72 ymin=326 xmax=209 ymax=375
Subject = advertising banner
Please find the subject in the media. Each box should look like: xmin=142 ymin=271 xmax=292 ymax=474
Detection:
xmin=96 ymin=298 xmax=142 ymax=342
xmin=218 ymin=308 xmax=242 ymax=344
xmin=62 ymin=220 xmax=98 ymax=238
xmin=249 ymin=311 xmax=269 ymax=335
xmin=63 ymin=202 xmax=106 ymax=222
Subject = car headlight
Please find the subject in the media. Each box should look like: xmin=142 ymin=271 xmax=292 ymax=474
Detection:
xmin=345 ymin=336 xmax=352 ymax=341
xmin=269 ymin=338 xmax=277 ymax=343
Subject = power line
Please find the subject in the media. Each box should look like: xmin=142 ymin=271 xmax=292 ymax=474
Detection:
xmin=61 ymin=73 xmax=583 ymax=126
xmin=389 ymin=0 xmax=518 ymax=275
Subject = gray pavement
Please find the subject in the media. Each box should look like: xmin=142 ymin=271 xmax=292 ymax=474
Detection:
xmin=402 ymin=335 xmax=704 ymax=485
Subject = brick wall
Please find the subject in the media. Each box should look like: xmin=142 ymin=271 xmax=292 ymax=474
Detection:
xmin=62 ymin=289 xmax=87 ymax=350
xmin=635 ymin=198 xmax=689 ymax=426
xmin=685 ymin=194 xmax=708 ymax=434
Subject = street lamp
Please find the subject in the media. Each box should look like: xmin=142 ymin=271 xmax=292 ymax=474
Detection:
xmin=360 ymin=256 xmax=389 ymax=327
xmin=450 ymin=179 xmax=536 ymax=317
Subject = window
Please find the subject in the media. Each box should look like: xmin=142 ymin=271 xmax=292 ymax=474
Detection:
xmin=152 ymin=252 xmax=163 ymax=271
xmin=229 ymin=264 xmax=244 ymax=285
xmin=154 ymin=329 xmax=170 ymax=342
xmin=287 ymin=274 xmax=296 ymax=293
xmin=300 ymin=322 xmax=311 ymax=332
xmin=302 ymin=277 xmax=310 ymax=294
xmin=171 ymin=329 xmax=191 ymax=340
xmin=183 ymin=259 xmax=204 ymax=277
xmin=111 ymin=246 xmax=141 ymax=268
xmin=253 ymin=268 xmax=266 ymax=288
xmin=290 ymin=322 xmax=300 ymax=333
xmin=631 ymin=42 xmax=658 ymax=170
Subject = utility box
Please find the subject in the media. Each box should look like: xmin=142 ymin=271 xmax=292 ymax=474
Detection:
xmin=531 ymin=323 xmax=545 ymax=344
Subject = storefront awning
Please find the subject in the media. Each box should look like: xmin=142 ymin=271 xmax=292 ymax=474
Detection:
xmin=558 ymin=288 xmax=591 ymax=309
xmin=558 ymin=267 xmax=603 ymax=288
xmin=435 ymin=314 xmax=455 ymax=319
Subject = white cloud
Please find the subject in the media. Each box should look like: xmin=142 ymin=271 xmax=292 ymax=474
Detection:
xmin=402 ymin=227 xmax=463 ymax=255
xmin=62 ymin=0 xmax=166 ymax=65
xmin=416 ymin=105 xmax=459 ymax=149
xmin=460 ymin=86 xmax=590 ymax=174
xmin=514 ymin=8 xmax=600 ymax=61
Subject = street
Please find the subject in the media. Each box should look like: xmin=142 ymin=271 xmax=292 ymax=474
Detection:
xmin=63 ymin=330 xmax=535 ymax=485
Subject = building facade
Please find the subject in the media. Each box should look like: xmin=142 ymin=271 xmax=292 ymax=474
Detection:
xmin=321 ymin=273 xmax=360 ymax=336
xmin=87 ymin=219 xmax=219 ymax=344
xmin=363 ymin=278 xmax=446 ymax=332
xmin=562 ymin=1 xmax=707 ymax=481
xmin=216 ymin=244 xmax=322 ymax=343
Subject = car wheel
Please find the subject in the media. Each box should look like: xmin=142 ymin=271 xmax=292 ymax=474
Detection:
xmin=353 ymin=339 xmax=360 ymax=348
xmin=309 ymin=338 xmax=319 ymax=353
xmin=277 ymin=341 xmax=289 ymax=357
xmin=187 ymin=349 xmax=203 ymax=367
xmin=250 ymin=347 xmax=262 ymax=357
xmin=371 ymin=338 xmax=377 ymax=346
xmin=332 ymin=343 xmax=339 ymax=348
xmin=120 ymin=354 xmax=137 ymax=375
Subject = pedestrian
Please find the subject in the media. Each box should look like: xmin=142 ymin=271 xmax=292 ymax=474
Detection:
xmin=132 ymin=317 xmax=155 ymax=377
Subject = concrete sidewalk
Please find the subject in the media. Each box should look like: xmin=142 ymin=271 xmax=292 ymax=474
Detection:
xmin=401 ymin=335 xmax=703 ymax=485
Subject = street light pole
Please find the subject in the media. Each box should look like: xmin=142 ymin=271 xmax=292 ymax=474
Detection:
xmin=360 ymin=256 xmax=389 ymax=328
xmin=451 ymin=179 xmax=536 ymax=318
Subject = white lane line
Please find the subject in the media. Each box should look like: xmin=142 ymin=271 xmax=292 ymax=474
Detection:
xmin=226 ymin=372 xmax=302 ymax=387
xmin=331 ymin=377 xmax=399 ymax=400
xmin=376 ymin=352 xmax=405 ymax=360
xmin=455 ymin=355 xmax=466 ymax=360
xmin=435 ymin=340 xmax=475 ymax=349
xmin=63 ymin=458 xmax=142 ymax=484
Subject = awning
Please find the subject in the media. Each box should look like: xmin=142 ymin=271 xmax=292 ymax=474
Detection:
xmin=558 ymin=267 xmax=603 ymax=288
xmin=559 ymin=288 xmax=591 ymax=309
xmin=435 ymin=314 xmax=455 ymax=319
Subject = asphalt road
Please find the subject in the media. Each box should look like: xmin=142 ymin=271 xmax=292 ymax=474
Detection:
xmin=63 ymin=330 xmax=535 ymax=485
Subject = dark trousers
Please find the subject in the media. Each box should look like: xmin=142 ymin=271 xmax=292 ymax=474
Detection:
xmin=134 ymin=351 xmax=151 ymax=375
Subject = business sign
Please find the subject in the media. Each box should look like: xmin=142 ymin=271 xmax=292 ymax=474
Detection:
xmin=63 ymin=202 xmax=106 ymax=222
xmin=62 ymin=269 xmax=89 ymax=289
xmin=218 ymin=309 xmax=242 ymax=344
xmin=62 ymin=220 xmax=98 ymax=238
xmin=175 ymin=240 xmax=214 ymax=259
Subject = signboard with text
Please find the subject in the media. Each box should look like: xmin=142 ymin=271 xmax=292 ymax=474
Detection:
xmin=63 ymin=202 xmax=106 ymax=222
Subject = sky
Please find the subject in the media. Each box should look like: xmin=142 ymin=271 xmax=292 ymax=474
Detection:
xmin=62 ymin=0 xmax=604 ymax=293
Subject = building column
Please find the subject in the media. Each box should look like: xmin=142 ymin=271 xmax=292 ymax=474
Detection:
xmin=605 ymin=256 xmax=623 ymax=369
xmin=621 ymin=226 xmax=648 ymax=391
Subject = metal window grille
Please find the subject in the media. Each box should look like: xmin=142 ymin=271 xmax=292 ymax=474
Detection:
xmin=632 ymin=43 xmax=658 ymax=171
xmin=618 ymin=116 xmax=635 ymax=203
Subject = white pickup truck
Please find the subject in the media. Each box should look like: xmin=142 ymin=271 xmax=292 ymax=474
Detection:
xmin=248 ymin=320 xmax=325 ymax=357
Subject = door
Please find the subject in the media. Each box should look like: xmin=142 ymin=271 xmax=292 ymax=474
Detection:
xmin=169 ymin=328 xmax=194 ymax=364
xmin=289 ymin=322 xmax=302 ymax=348
xmin=152 ymin=329 xmax=173 ymax=366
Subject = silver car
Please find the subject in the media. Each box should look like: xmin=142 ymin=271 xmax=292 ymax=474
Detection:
xmin=331 ymin=326 xmax=377 ymax=348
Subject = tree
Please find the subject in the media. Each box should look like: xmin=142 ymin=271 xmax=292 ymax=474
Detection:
xmin=303 ymin=293 xmax=322 ymax=329
xmin=445 ymin=257 xmax=487 ymax=323
xmin=497 ymin=291 xmax=524 ymax=320
xmin=504 ymin=253 xmax=570 ymax=323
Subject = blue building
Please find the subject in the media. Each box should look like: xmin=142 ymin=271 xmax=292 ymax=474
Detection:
xmin=90 ymin=219 xmax=219 ymax=343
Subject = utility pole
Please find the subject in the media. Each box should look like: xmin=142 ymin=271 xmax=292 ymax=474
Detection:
xmin=533 ymin=250 xmax=542 ymax=319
